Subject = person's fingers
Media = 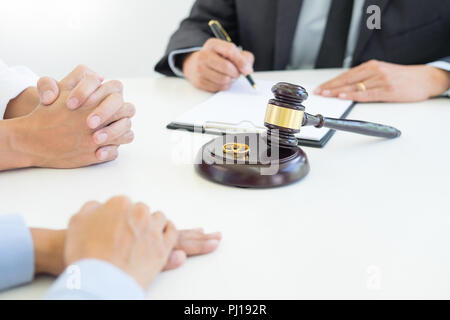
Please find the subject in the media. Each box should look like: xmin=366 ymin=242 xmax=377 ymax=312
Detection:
xmin=177 ymin=239 xmax=221 ymax=256
xmin=177 ymin=228 xmax=205 ymax=239
xmin=59 ymin=64 xmax=103 ymax=91
xmin=83 ymin=80 xmax=124 ymax=108
xmin=196 ymin=77 xmax=228 ymax=92
xmin=315 ymin=63 xmax=375 ymax=93
xmin=199 ymin=64 xmax=234 ymax=88
xmin=163 ymin=220 xmax=178 ymax=250
xmin=162 ymin=250 xmax=187 ymax=271
xmin=150 ymin=211 xmax=168 ymax=233
xmin=177 ymin=228 xmax=221 ymax=240
xmin=321 ymin=63 xmax=370 ymax=88
xmin=241 ymin=50 xmax=255 ymax=67
xmin=337 ymin=88 xmax=387 ymax=102
xmin=86 ymin=93 xmax=123 ymax=130
xmin=320 ymin=84 xmax=359 ymax=97
xmin=205 ymin=39 xmax=253 ymax=75
xmin=129 ymin=202 xmax=151 ymax=235
xmin=79 ymin=200 xmax=101 ymax=214
xmin=37 ymin=77 xmax=59 ymax=105
xmin=206 ymin=52 xmax=240 ymax=79
xmin=102 ymin=196 xmax=131 ymax=216
xmin=66 ymin=74 xmax=103 ymax=110
xmin=320 ymin=77 xmax=383 ymax=97
xmin=103 ymin=130 xmax=135 ymax=146
xmin=95 ymin=145 xmax=119 ymax=162
xmin=104 ymin=103 xmax=136 ymax=126
xmin=82 ymin=80 xmax=125 ymax=128
xmin=175 ymin=230 xmax=222 ymax=256
xmin=92 ymin=118 xmax=132 ymax=145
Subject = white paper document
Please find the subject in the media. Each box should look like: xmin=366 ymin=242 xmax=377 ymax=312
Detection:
xmin=170 ymin=79 xmax=354 ymax=143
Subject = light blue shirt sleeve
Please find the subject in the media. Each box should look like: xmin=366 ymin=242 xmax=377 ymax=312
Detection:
xmin=45 ymin=259 xmax=146 ymax=300
xmin=0 ymin=214 xmax=34 ymax=291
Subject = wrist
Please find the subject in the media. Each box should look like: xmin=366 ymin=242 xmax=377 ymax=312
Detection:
xmin=424 ymin=65 xmax=450 ymax=98
xmin=30 ymin=228 xmax=66 ymax=276
xmin=181 ymin=52 xmax=195 ymax=75
xmin=0 ymin=118 xmax=35 ymax=170
xmin=4 ymin=87 xmax=40 ymax=119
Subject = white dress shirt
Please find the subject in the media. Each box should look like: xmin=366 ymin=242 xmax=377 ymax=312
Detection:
xmin=286 ymin=0 xmax=333 ymax=70
xmin=287 ymin=0 xmax=365 ymax=69
xmin=0 ymin=59 xmax=39 ymax=119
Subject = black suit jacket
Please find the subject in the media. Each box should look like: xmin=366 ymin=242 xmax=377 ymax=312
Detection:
xmin=155 ymin=0 xmax=450 ymax=76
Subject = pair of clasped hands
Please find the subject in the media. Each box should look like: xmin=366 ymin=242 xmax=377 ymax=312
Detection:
xmin=4 ymin=65 xmax=134 ymax=169
xmin=183 ymin=39 xmax=450 ymax=102
xmin=7 ymin=65 xmax=221 ymax=289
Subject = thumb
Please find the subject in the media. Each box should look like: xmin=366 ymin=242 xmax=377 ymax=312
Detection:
xmin=37 ymin=76 xmax=59 ymax=105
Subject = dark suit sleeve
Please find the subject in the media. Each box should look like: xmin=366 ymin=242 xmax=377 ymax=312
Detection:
xmin=154 ymin=0 xmax=238 ymax=76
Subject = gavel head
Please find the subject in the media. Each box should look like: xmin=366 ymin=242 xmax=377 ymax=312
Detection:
xmin=264 ymin=82 xmax=308 ymax=148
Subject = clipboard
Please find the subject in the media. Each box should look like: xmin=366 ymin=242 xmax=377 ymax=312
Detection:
xmin=166 ymin=79 xmax=356 ymax=148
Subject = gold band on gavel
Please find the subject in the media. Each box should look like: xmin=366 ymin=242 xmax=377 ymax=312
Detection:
xmin=264 ymin=104 xmax=304 ymax=130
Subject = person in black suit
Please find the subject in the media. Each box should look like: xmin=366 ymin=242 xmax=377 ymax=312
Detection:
xmin=155 ymin=0 xmax=450 ymax=102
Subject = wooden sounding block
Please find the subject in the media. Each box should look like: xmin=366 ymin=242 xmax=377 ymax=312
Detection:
xmin=195 ymin=83 xmax=310 ymax=188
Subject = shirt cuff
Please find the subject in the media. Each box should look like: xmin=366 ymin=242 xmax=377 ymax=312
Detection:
xmin=168 ymin=47 xmax=202 ymax=77
xmin=428 ymin=60 xmax=450 ymax=72
xmin=428 ymin=60 xmax=450 ymax=97
xmin=45 ymin=259 xmax=146 ymax=300
xmin=0 ymin=65 xmax=39 ymax=119
xmin=0 ymin=214 xmax=34 ymax=291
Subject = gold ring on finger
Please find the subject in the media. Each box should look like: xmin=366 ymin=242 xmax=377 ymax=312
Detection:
xmin=357 ymin=82 xmax=367 ymax=92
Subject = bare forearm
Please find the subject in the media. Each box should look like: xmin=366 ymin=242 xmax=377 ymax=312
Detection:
xmin=0 ymin=118 xmax=33 ymax=171
xmin=0 ymin=87 xmax=41 ymax=171
xmin=30 ymin=228 xmax=66 ymax=276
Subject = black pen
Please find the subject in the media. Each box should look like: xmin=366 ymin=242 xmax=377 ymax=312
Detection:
xmin=208 ymin=20 xmax=257 ymax=90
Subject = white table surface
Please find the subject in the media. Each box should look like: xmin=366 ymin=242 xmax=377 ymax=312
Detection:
xmin=0 ymin=69 xmax=449 ymax=300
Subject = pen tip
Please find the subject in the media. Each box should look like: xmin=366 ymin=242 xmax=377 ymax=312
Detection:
xmin=252 ymin=84 xmax=258 ymax=90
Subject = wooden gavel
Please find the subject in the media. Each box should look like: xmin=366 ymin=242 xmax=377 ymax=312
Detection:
xmin=264 ymin=82 xmax=401 ymax=148
xmin=195 ymin=82 xmax=401 ymax=188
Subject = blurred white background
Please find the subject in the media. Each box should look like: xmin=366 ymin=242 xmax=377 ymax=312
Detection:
xmin=0 ymin=0 xmax=196 ymax=79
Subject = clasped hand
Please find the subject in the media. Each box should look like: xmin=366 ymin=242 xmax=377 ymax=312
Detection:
xmin=9 ymin=65 xmax=135 ymax=169
xmin=32 ymin=196 xmax=222 ymax=290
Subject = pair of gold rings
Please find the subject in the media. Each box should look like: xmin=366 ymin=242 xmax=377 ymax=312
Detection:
xmin=223 ymin=143 xmax=250 ymax=158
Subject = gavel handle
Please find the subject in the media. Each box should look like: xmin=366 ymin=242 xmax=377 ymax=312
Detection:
xmin=303 ymin=113 xmax=401 ymax=139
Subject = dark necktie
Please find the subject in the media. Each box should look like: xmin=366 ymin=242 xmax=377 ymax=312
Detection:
xmin=315 ymin=0 xmax=355 ymax=68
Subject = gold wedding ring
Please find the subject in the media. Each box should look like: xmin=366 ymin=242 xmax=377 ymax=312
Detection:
xmin=357 ymin=82 xmax=367 ymax=92
xmin=223 ymin=143 xmax=250 ymax=158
